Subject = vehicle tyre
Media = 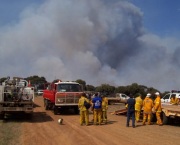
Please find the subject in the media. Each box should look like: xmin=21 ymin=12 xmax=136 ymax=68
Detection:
xmin=25 ymin=113 xmax=33 ymax=120
xmin=108 ymin=101 xmax=113 ymax=105
xmin=0 ymin=112 xmax=5 ymax=120
xmin=162 ymin=112 xmax=169 ymax=125
xmin=54 ymin=106 xmax=58 ymax=115
xmin=74 ymin=107 xmax=79 ymax=114
xmin=151 ymin=113 xmax=157 ymax=122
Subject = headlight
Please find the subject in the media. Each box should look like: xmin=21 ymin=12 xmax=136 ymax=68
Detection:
xmin=57 ymin=99 xmax=64 ymax=103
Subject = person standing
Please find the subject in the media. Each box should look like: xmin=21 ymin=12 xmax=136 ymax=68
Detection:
xmin=78 ymin=93 xmax=89 ymax=126
xmin=135 ymin=94 xmax=143 ymax=122
xmin=142 ymin=93 xmax=154 ymax=125
xmin=90 ymin=93 xmax=95 ymax=122
xmin=153 ymin=92 xmax=163 ymax=126
xmin=170 ymin=94 xmax=179 ymax=105
xmin=126 ymin=94 xmax=136 ymax=128
xmin=101 ymin=95 xmax=108 ymax=124
xmin=92 ymin=93 xmax=102 ymax=125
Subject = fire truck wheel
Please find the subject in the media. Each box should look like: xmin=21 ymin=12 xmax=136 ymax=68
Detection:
xmin=54 ymin=106 xmax=58 ymax=115
xmin=74 ymin=107 xmax=79 ymax=114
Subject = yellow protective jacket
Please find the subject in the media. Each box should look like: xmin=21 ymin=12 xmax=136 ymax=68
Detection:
xmin=143 ymin=97 xmax=154 ymax=114
xmin=170 ymin=97 xmax=179 ymax=105
xmin=135 ymin=96 xmax=143 ymax=111
xmin=102 ymin=97 xmax=108 ymax=111
xmin=78 ymin=96 xmax=90 ymax=111
xmin=153 ymin=96 xmax=162 ymax=113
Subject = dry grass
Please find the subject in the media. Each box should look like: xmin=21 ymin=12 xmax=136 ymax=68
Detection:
xmin=0 ymin=120 xmax=21 ymax=145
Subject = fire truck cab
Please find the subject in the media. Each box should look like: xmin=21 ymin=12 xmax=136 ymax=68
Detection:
xmin=43 ymin=80 xmax=83 ymax=114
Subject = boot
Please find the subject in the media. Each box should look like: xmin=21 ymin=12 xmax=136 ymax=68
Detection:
xmin=142 ymin=119 xmax=146 ymax=125
xmin=148 ymin=120 xmax=152 ymax=125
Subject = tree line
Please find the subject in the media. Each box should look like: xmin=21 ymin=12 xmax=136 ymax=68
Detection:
xmin=0 ymin=75 xmax=169 ymax=99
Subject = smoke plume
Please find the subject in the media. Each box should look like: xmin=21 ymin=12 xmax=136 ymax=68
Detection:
xmin=0 ymin=0 xmax=180 ymax=92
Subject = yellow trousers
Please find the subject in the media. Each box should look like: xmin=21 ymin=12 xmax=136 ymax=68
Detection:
xmin=102 ymin=110 xmax=107 ymax=123
xmin=94 ymin=109 xmax=102 ymax=125
xmin=143 ymin=113 xmax=151 ymax=124
xmin=156 ymin=112 xmax=162 ymax=125
xmin=80 ymin=110 xmax=89 ymax=125
xmin=135 ymin=110 xmax=141 ymax=122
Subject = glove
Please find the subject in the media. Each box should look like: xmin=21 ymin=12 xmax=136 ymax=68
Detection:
xmin=152 ymin=108 xmax=156 ymax=113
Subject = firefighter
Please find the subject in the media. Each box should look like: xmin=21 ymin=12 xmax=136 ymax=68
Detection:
xmin=153 ymin=92 xmax=163 ymax=126
xmin=90 ymin=93 xmax=95 ymax=122
xmin=92 ymin=93 xmax=102 ymax=125
xmin=142 ymin=93 xmax=154 ymax=125
xmin=135 ymin=94 xmax=143 ymax=122
xmin=101 ymin=94 xmax=108 ymax=124
xmin=170 ymin=94 xmax=179 ymax=105
xmin=78 ymin=93 xmax=89 ymax=126
xmin=126 ymin=94 xmax=136 ymax=128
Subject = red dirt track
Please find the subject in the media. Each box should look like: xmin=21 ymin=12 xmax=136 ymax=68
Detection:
xmin=19 ymin=96 xmax=180 ymax=145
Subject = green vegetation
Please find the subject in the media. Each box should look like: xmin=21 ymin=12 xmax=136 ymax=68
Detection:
xmin=0 ymin=75 xmax=168 ymax=98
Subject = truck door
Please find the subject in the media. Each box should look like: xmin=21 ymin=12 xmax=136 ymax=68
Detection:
xmin=161 ymin=94 xmax=170 ymax=103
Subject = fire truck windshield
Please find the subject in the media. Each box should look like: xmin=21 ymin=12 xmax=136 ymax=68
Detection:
xmin=57 ymin=84 xmax=81 ymax=92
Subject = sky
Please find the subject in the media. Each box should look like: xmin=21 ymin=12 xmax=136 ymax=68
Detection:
xmin=0 ymin=0 xmax=180 ymax=92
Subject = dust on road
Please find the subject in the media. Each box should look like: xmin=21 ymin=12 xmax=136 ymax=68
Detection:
xmin=1 ymin=96 xmax=180 ymax=145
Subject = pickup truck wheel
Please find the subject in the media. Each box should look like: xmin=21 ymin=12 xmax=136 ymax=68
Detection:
xmin=151 ymin=113 xmax=156 ymax=122
xmin=162 ymin=112 xmax=169 ymax=125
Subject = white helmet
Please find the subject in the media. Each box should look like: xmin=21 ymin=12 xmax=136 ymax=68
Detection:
xmin=155 ymin=92 xmax=160 ymax=95
xmin=147 ymin=93 xmax=151 ymax=97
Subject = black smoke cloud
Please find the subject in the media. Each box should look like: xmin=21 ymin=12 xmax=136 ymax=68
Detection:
xmin=0 ymin=0 xmax=180 ymax=92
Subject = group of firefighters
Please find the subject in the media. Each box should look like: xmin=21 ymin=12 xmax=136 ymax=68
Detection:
xmin=78 ymin=91 xmax=180 ymax=127
xmin=78 ymin=92 xmax=108 ymax=126
xmin=133 ymin=92 xmax=163 ymax=126
xmin=126 ymin=92 xmax=180 ymax=128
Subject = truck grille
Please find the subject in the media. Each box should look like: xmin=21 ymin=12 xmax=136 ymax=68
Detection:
xmin=55 ymin=92 xmax=81 ymax=105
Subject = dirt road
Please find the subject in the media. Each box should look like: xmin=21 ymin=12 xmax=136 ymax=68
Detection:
xmin=1 ymin=96 xmax=180 ymax=145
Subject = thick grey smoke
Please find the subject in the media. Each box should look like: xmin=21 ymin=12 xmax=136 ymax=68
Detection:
xmin=0 ymin=0 xmax=180 ymax=92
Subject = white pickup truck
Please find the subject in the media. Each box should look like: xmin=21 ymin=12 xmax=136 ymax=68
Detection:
xmin=161 ymin=92 xmax=180 ymax=103
xmin=107 ymin=93 xmax=129 ymax=105
xmin=116 ymin=93 xmax=129 ymax=100
xmin=158 ymin=92 xmax=180 ymax=124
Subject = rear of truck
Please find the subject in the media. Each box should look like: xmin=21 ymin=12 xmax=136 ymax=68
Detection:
xmin=0 ymin=77 xmax=34 ymax=119
xmin=161 ymin=104 xmax=180 ymax=125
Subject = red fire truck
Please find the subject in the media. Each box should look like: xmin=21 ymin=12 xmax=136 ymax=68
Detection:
xmin=43 ymin=80 xmax=83 ymax=114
